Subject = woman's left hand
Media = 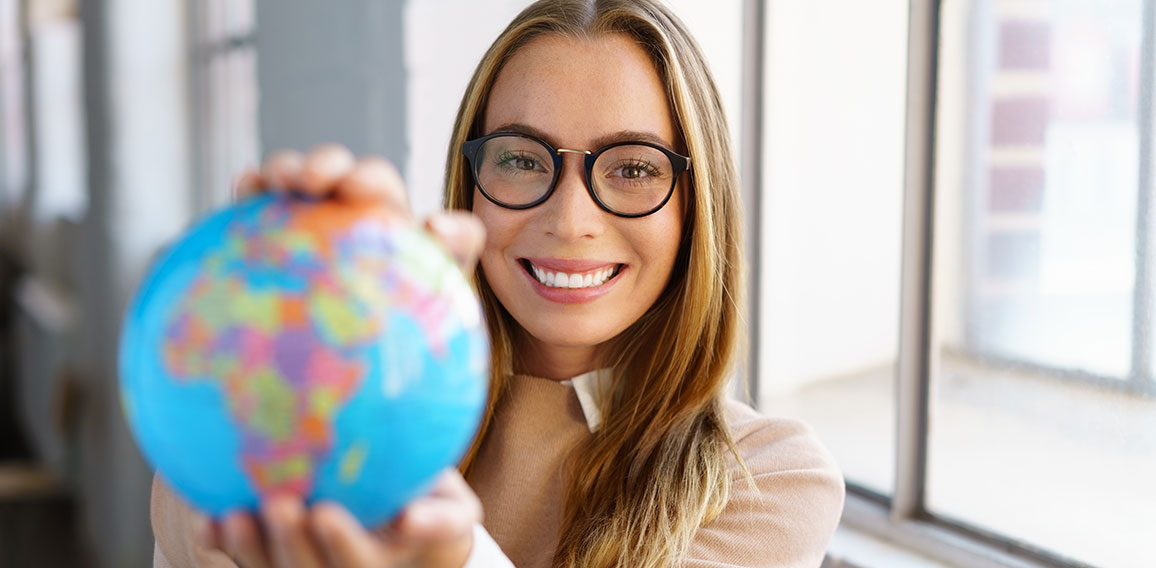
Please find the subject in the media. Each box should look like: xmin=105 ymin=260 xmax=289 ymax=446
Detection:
xmin=203 ymin=469 xmax=481 ymax=568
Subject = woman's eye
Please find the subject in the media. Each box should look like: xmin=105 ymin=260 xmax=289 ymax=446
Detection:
xmin=616 ymin=162 xmax=660 ymax=180
xmin=496 ymin=153 xmax=546 ymax=173
xmin=621 ymin=165 xmax=647 ymax=179
xmin=513 ymin=157 xmax=539 ymax=170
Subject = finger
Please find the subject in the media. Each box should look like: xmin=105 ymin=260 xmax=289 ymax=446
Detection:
xmin=194 ymin=514 xmax=221 ymax=550
xmin=337 ymin=156 xmax=411 ymax=213
xmin=221 ymin=512 xmax=272 ymax=568
xmin=299 ymin=143 xmax=356 ymax=197
xmin=394 ymin=470 xmax=481 ymax=542
xmin=233 ymin=168 xmax=265 ymax=200
xmin=262 ymin=497 xmax=325 ymax=568
xmin=393 ymin=501 xmax=475 ymax=544
xmin=427 ymin=469 xmax=480 ymax=503
xmin=311 ymin=502 xmax=404 ymax=567
xmin=261 ymin=149 xmax=305 ymax=192
xmin=424 ymin=213 xmax=486 ymax=273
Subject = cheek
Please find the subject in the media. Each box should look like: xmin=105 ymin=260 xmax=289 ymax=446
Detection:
xmin=472 ymin=194 xmax=522 ymax=285
xmin=648 ymin=194 xmax=685 ymax=268
xmin=476 ymin=202 xmax=517 ymax=255
xmin=472 ymin=190 xmax=507 ymax=250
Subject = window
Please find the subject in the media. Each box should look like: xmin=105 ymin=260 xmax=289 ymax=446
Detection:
xmin=751 ymin=1 xmax=1156 ymax=567
xmin=191 ymin=0 xmax=259 ymax=211
xmin=927 ymin=0 xmax=1155 ymax=566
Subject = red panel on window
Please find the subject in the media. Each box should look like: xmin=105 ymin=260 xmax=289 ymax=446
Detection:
xmin=991 ymin=98 xmax=1050 ymax=145
xmin=999 ymin=20 xmax=1051 ymax=70
xmin=989 ymin=167 xmax=1045 ymax=212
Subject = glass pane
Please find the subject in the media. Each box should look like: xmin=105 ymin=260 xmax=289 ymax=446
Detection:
xmin=929 ymin=1 xmax=1156 ymax=566
xmin=969 ymin=1 xmax=1140 ymax=378
xmin=757 ymin=0 xmax=908 ymax=496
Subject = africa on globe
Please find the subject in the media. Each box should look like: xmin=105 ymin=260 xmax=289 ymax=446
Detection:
xmin=119 ymin=193 xmax=489 ymax=527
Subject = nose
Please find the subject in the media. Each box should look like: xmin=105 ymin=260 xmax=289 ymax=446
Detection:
xmin=540 ymin=153 xmax=605 ymax=241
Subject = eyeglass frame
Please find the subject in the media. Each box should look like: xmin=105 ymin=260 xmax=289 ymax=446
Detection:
xmin=461 ymin=131 xmax=692 ymax=219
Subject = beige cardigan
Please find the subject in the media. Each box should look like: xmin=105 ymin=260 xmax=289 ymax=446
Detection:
xmin=152 ymin=373 xmax=844 ymax=567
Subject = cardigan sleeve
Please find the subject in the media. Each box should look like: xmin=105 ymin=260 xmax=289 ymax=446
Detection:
xmin=682 ymin=406 xmax=845 ymax=568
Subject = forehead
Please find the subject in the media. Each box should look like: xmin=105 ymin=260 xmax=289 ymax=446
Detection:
xmin=483 ymin=33 xmax=677 ymax=148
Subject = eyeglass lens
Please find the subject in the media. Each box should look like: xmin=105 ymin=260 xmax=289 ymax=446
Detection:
xmin=473 ymin=135 xmax=675 ymax=216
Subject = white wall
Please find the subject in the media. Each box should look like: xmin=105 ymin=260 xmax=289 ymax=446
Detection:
xmin=759 ymin=0 xmax=909 ymax=393
xmin=403 ymin=0 xmax=530 ymax=216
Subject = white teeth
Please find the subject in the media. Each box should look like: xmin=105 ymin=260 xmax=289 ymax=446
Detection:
xmin=528 ymin=263 xmax=617 ymax=289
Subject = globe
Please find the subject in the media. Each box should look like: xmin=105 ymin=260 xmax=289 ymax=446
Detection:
xmin=119 ymin=193 xmax=489 ymax=527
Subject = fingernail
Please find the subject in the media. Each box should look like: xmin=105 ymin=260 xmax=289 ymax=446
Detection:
xmin=265 ymin=499 xmax=294 ymax=540
xmin=222 ymin=516 xmax=243 ymax=551
xmin=311 ymin=505 xmax=338 ymax=546
xmin=407 ymin=506 xmax=439 ymax=530
xmin=428 ymin=215 xmax=463 ymax=239
xmin=193 ymin=517 xmax=213 ymax=547
xmin=314 ymin=520 xmax=334 ymax=547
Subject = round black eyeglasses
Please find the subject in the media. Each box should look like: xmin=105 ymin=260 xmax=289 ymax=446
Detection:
xmin=461 ymin=132 xmax=691 ymax=218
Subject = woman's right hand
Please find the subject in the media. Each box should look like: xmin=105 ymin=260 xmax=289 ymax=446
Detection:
xmin=152 ymin=469 xmax=482 ymax=568
xmin=150 ymin=145 xmax=488 ymax=568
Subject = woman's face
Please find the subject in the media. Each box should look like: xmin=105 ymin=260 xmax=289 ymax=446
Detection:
xmin=474 ymin=33 xmax=684 ymax=380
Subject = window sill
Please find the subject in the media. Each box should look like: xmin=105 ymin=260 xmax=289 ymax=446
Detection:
xmin=826 ymin=493 xmax=1057 ymax=568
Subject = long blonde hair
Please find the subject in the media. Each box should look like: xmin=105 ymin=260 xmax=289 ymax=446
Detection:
xmin=444 ymin=1 xmax=746 ymax=566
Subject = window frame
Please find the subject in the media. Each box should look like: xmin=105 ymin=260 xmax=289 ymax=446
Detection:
xmin=1132 ymin=0 xmax=1155 ymax=392
xmin=188 ymin=0 xmax=258 ymax=214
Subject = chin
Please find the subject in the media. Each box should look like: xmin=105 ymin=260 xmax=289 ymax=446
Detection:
xmin=520 ymin=320 xmax=623 ymax=351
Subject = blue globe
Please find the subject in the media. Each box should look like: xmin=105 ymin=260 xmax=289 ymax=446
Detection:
xmin=120 ymin=194 xmax=489 ymax=526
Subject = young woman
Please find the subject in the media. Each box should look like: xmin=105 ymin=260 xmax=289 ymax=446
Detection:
xmin=151 ymin=1 xmax=844 ymax=567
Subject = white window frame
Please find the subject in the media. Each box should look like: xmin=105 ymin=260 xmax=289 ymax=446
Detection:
xmin=188 ymin=0 xmax=258 ymax=213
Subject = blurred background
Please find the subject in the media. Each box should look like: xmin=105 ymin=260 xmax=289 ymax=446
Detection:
xmin=0 ymin=0 xmax=1152 ymax=567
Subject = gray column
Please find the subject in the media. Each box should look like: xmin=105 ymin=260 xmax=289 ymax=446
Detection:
xmin=255 ymin=0 xmax=408 ymax=167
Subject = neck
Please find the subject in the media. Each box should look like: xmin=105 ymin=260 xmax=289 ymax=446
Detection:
xmin=516 ymin=335 xmax=600 ymax=381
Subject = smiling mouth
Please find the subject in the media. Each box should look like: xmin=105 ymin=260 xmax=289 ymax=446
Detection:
xmin=518 ymin=259 xmax=623 ymax=289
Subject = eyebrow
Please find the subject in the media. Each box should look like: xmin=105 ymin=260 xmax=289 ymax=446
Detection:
xmin=487 ymin=122 xmax=675 ymax=151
